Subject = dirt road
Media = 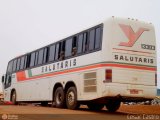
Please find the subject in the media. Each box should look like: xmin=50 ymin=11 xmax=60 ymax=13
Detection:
xmin=0 ymin=104 xmax=160 ymax=120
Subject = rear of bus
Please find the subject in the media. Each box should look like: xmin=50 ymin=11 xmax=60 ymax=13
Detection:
xmin=101 ymin=17 xmax=157 ymax=106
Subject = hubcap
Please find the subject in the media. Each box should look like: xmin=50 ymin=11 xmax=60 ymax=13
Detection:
xmin=56 ymin=93 xmax=62 ymax=105
xmin=12 ymin=93 xmax=16 ymax=103
xmin=67 ymin=91 xmax=75 ymax=106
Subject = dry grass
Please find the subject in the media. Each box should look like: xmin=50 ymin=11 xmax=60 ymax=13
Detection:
xmin=119 ymin=104 xmax=160 ymax=114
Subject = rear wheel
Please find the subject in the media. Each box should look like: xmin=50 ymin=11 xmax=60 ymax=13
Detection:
xmin=66 ymin=87 xmax=79 ymax=109
xmin=105 ymin=100 xmax=121 ymax=112
xmin=11 ymin=91 xmax=18 ymax=105
xmin=54 ymin=87 xmax=65 ymax=108
xmin=87 ymin=103 xmax=104 ymax=111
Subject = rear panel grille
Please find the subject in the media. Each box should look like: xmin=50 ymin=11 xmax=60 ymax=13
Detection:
xmin=84 ymin=86 xmax=97 ymax=92
xmin=84 ymin=72 xmax=96 ymax=79
xmin=84 ymin=79 xmax=96 ymax=86
xmin=84 ymin=72 xmax=97 ymax=92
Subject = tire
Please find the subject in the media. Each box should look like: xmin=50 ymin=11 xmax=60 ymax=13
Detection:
xmin=66 ymin=87 xmax=79 ymax=110
xmin=105 ymin=100 xmax=121 ymax=112
xmin=11 ymin=91 xmax=18 ymax=105
xmin=41 ymin=101 xmax=48 ymax=106
xmin=87 ymin=103 xmax=104 ymax=111
xmin=54 ymin=87 xmax=65 ymax=108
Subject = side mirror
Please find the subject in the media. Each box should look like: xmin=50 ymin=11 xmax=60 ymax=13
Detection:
xmin=2 ymin=75 xmax=5 ymax=83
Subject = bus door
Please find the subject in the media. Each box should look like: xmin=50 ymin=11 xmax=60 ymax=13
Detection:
xmin=2 ymin=73 xmax=12 ymax=101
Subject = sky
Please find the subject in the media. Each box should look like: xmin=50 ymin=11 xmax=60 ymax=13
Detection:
xmin=0 ymin=0 xmax=160 ymax=91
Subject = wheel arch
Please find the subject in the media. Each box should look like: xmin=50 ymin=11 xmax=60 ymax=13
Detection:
xmin=10 ymin=88 xmax=16 ymax=101
xmin=64 ymin=81 xmax=77 ymax=93
xmin=52 ymin=82 xmax=63 ymax=100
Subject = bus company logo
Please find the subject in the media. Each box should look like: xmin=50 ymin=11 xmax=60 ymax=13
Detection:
xmin=1 ymin=114 xmax=18 ymax=120
xmin=119 ymin=24 xmax=149 ymax=47
xmin=2 ymin=114 xmax=8 ymax=120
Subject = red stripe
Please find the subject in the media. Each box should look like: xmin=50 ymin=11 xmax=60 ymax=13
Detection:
xmin=17 ymin=63 xmax=156 ymax=81
xmin=113 ymin=48 xmax=153 ymax=54
xmin=102 ymin=64 xmax=156 ymax=71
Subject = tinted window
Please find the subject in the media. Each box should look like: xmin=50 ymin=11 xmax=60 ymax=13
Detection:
xmin=7 ymin=61 xmax=13 ymax=73
xmin=95 ymin=27 xmax=101 ymax=49
xmin=59 ymin=41 xmax=65 ymax=60
xmin=13 ymin=59 xmax=17 ymax=72
xmin=16 ymin=58 xmax=21 ymax=71
xmin=82 ymin=32 xmax=88 ymax=52
xmin=72 ymin=36 xmax=77 ymax=56
xmin=8 ymin=25 xmax=102 ymax=70
xmin=72 ymin=36 xmax=77 ymax=48
xmin=65 ymin=38 xmax=72 ymax=57
xmin=20 ymin=56 xmax=25 ymax=70
xmin=35 ymin=52 xmax=38 ymax=66
xmin=49 ymin=45 xmax=55 ymax=62
xmin=89 ymin=29 xmax=95 ymax=51
xmin=55 ymin=43 xmax=60 ymax=61
xmin=37 ymin=49 xmax=44 ymax=65
xmin=77 ymin=34 xmax=83 ymax=54
xmin=26 ymin=54 xmax=30 ymax=68
xmin=61 ymin=41 xmax=65 ymax=52
xmin=43 ymin=47 xmax=48 ymax=63
xmin=24 ymin=56 xmax=27 ymax=69
xmin=30 ymin=52 xmax=36 ymax=67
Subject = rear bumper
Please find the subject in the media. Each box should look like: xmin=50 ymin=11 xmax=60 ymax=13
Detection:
xmin=102 ymin=83 xmax=156 ymax=101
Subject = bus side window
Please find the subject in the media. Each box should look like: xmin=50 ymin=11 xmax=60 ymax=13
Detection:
xmin=89 ymin=29 xmax=95 ymax=51
xmin=12 ymin=59 xmax=17 ymax=72
xmin=65 ymin=38 xmax=72 ymax=58
xmin=24 ymin=55 xmax=28 ymax=69
xmin=49 ymin=44 xmax=56 ymax=62
xmin=55 ymin=43 xmax=60 ymax=61
xmin=72 ymin=36 xmax=77 ymax=56
xmin=59 ymin=41 xmax=65 ymax=60
xmin=43 ymin=47 xmax=48 ymax=63
xmin=35 ymin=51 xmax=38 ymax=66
xmin=82 ymin=32 xmax=88 ymax=53
xmin=37 ymin=49 xmax=44 ymax=65
xmin=95 ymin=27 xmax=102 ymax=49
xmin=26 ymin=54 xmax=31 ymax=68
xmin=7 ymin=60 xmax=13 ymax=73
xmin=16 ymin=58 xmax=21 ymax=71
xmin=20 ymin=56 xmax=25 ymax=70
xmin=77 ymin=34 xmax=83 ymax=54
xmin=30 ymin=52 xmax=36 ymax=67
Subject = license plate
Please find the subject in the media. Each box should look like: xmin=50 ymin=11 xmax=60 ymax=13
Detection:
xmin=130 ymin=89 xmax=139 ymax=94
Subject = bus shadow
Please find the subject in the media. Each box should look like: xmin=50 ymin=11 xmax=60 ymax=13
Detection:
xmin=34 ymin=103 xmax=129 ymax=115
xmin=74 ymin=107 xmax=128 ymax=115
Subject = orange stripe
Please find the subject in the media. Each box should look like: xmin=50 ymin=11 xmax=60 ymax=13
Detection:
xmin=17 ymin=63 xmax=156 ymax=82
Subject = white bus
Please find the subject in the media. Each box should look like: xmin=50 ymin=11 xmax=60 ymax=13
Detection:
xmin=2 ymin=17 xmax=157 ymax=112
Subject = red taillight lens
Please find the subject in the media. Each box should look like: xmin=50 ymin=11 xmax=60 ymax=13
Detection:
xmin=155 ymin=73 xmax=157 ymax=86
xmin=105 ymin=69 xmax=112 ymax=82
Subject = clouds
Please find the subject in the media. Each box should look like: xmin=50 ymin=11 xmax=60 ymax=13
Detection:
xmin=0 ymin=0 xmax=159 ymax=91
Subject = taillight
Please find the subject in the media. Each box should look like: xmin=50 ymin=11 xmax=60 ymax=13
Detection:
xmin=155 ymin=73 xmax=157 ymax=86
xmin=104 ymin=69 xmax=112 ymax=83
